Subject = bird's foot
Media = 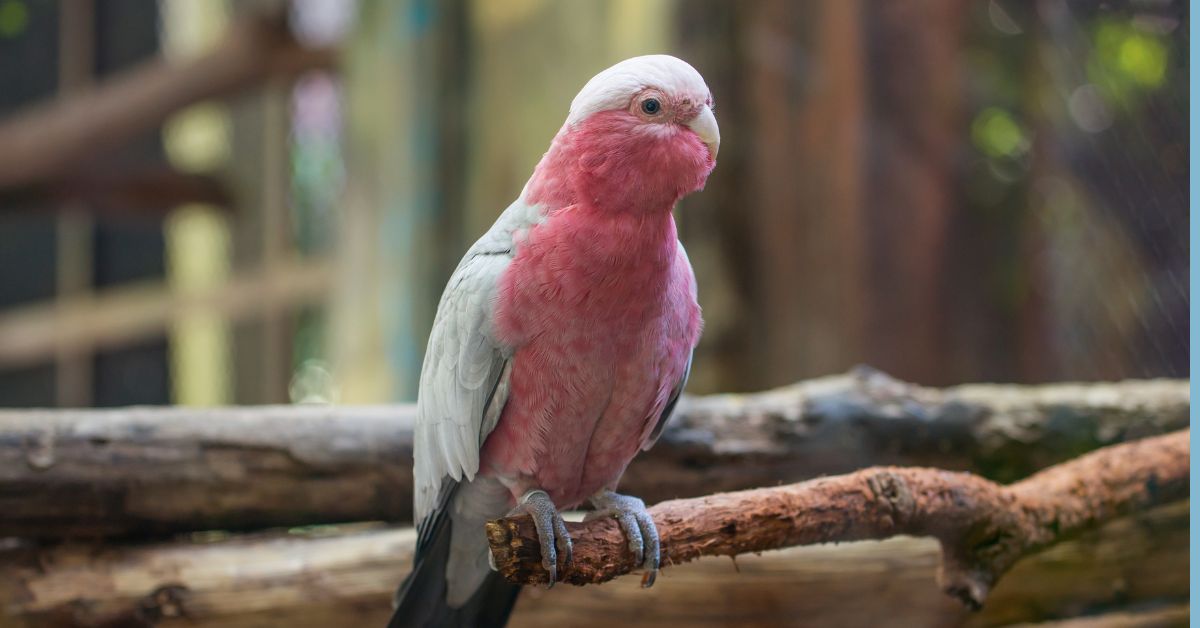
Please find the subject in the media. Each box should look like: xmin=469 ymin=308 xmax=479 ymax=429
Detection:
xmin=508 ymin=489 xmax=573 ymax=587
xmin=586 ymin=490 xmax=660 ymax=587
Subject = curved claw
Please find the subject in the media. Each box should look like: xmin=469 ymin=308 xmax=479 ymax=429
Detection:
xmin=514 ymin=489 xmax=573 ymax=588
xmin=589 ymin=490 xmax=661 ymax=587
xmin=618 ymin=509 xmax=645 ymax=566
xmin=552 ymin=507 xmax=574 ymax=568
xmin=633 ymin=507 xmax=660 ymax=587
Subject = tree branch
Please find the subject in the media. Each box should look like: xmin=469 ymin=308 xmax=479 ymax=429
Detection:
xmin=0 ymin=370 xmax=1186 ymax=538
xmin=486 ymin=430 xmax=1188 ymax=609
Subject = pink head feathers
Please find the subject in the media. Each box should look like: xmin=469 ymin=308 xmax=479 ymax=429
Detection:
xmin=524 ymin=55 xmax=720 ymax=212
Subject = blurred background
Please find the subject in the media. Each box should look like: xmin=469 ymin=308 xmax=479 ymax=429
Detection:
xmin=0 ymin=0 xmax=1188 ymax=409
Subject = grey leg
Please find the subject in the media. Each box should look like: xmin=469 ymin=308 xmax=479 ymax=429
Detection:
xmin=587 ymin=490 xmax=660 ymax=587
xmin=508 ymin=489 xmax=573 ymax=587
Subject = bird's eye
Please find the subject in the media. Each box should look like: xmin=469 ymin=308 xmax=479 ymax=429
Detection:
xmin=640 ymin=98 xmax=662 ymax=115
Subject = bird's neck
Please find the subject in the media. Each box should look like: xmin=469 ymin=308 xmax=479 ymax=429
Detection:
xmin=523 ymin=112 xmax=709 ymax=215
xmin=492 ymin=183 xmax=679 ymax=349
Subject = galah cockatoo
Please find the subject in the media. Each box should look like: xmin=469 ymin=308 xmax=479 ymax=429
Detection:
xmin=390 ymin=55 xmax=718 ymax=628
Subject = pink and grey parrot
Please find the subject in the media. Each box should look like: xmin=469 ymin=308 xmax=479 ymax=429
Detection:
xmin=390 ymin=55 xmax=718 ymax=628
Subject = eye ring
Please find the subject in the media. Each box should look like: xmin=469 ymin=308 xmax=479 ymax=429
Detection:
xmin=640 ymin=98 xmax=662 ymax=115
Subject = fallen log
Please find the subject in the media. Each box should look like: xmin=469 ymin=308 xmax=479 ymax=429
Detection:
xmin=0 ymin=370 xmax=1187 ymax=538
xmin=0 ymin=405 xmax=412 ymax=539
xmin=487 ymin=430 xmax=1188 ymax=610
xmin=1 ymin=502 xmax=1187 ymax=627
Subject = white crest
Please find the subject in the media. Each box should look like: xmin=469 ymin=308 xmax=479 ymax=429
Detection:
xmin=567 ymin=55 xmax=711 ymax=127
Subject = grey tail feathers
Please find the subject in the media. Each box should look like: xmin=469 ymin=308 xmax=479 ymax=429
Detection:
xmin=388 ymin=497 xmax=520 ymax=628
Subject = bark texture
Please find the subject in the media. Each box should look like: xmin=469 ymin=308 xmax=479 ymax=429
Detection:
xmin=486 ymin=430 xmax=1188 ymax=609
xmin=0 ymin=369 xmax=1186 ymax=538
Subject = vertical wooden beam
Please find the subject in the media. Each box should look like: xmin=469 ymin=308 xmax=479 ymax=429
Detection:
xmin=55 ymin=1 xmax=96 ymax=407
xmin=861 ymin=0 xmax=966 ymax=385
xmin=763 ymin=0 xmax=867 ymax=384
xmin=160 ymin=0 xmax=234 ymax=407
xmin=334 ymin=1 xmax=403 ymax=403
xmin=259 ymin=80 xmax=290 ymax=403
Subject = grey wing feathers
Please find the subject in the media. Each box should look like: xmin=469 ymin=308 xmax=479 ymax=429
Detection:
xmin=642 ymin=353 xmax=692 ymax=451
xmin=412 ymin=199 xmax=539 ymax=525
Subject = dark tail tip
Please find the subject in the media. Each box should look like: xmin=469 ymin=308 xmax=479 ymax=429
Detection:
xmin=388 ymin=520 xmax=520 ymax=628
xmin=390 ymin=568 xmax=520 ymax=628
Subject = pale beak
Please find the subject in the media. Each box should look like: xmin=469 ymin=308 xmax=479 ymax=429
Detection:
xmin=686 ymin=105 xmax=720 ymax=159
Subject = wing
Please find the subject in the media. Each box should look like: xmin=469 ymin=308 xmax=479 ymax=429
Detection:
xmin=412 ymin=200 xmax=541 ymax=527
xmin=641 ymin=353 xmax=691 ymax=451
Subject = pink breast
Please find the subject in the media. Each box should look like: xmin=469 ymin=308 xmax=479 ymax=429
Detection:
xmin=478 ymin=208 xmax=699 ymax=508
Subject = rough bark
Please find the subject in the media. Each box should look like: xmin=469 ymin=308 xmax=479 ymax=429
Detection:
xmin=0 ymin=369 xmax=1186 ymax=538
xmin=486 ymin=430 xmax=1188 ymax=610
xmin=1 ymin=503 xmax=1186 ymax=627
xmin=0 ymin=7 xmax=336 ymax=191
xmin=0 ymin=405 xmax=412 ymax=538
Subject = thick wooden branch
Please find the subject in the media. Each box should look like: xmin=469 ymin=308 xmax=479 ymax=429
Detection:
xmin=2 ymin=503 xmax=1187 ymax=627
xmin=627 ymin=367 xmax=1188 ymax=501
xmin=0 ymin=403 xmax=400 ymax=538
xmin=0 ymin=7 xmax=336 ymax=191
xmin=486 ymin=430 xmax=1188 ymax=609
xmin=0 ymin=370 xmax=1186 ymax=538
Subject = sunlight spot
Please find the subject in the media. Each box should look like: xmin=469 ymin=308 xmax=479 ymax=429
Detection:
xmin=1092 ymin=19 xmax=1169 ymax=97
xmin=1116 ymin=34 xmax=1167 ymax=86
xmin=971 ymin=107 xmax=1029 ymax=158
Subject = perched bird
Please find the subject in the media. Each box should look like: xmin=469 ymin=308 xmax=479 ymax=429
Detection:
xmin=390 ymin=55 xmax=718 ymax=628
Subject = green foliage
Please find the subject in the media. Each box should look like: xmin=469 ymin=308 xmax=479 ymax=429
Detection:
xmin=0 ymin=0 xmax=28 ymax=38
xmin=1090 ymin=19 xmax=1169 ymax=104
xmin=971 ymin=107 xmax=1029 ymax=158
